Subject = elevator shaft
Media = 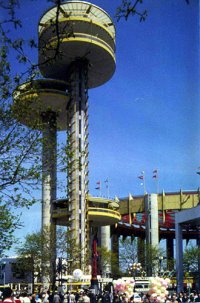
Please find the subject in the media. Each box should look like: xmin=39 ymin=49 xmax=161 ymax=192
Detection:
xmin=67 ymin=60 xmax=89 ymax=271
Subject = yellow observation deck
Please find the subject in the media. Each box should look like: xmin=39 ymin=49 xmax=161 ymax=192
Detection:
xmin=38 ymin=1 xmax=116 ymax=88
xmin=52 ymin=195 xmax=121 ymax=227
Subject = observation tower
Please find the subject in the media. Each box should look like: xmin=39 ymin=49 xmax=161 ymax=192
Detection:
xmin=38 ymin=0 xmax=116 ymax=271
xmin=14 ymin=0 xmax=116 ymax=284
xmin=13 ymin=79 xmax=69 ymax=285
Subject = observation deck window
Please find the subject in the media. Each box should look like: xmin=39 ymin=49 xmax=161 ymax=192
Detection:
xmin=88 ymin=201 xmax=108 ymax=208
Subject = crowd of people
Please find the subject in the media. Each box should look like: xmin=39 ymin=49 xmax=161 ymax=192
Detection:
xmin=0 ymin=287 xmax=111 ymax=303
xmin=1 ymin=287 xmax=200 ymax=303
xmin=113 ymin=291 xmax=200 ymax=303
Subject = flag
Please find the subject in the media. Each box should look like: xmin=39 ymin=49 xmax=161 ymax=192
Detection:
xmin=153 ymin=169 xmax=158 ymax=178
xmin=104 ymin=178 xmax=109 ymax=188
xmin=115 ymin=196 xmax=119 ymax=202
xmin=95 ymin=180 xmax=101 ymax=190
xmin=196 ymin=167 xmax=200 ymax=175
xmin=129 ymin=193 xmax=133 ymax=201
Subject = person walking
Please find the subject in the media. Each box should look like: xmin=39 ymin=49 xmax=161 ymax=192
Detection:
xmin=1 ymin=287 xmax=14 ymax=303
xmin=53 ymin=293 xmax=61 ymax=303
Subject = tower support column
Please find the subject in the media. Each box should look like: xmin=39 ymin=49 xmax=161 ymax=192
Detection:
xmin=137 ymin=237 xmax=145 ymax=267
xmin=166 ymin=238 xmax=174 ymax=270
xmin=197 ymin=235 xmax=200 ymax=289
xmin=111 ymin=233 xmax=119 ymax=276
xmin=41 ymin=111 xmax=57 ymax=288
xmin=175 ymin=222 xmax=184 ymax=292
xmin=67 ymin=60 xmax=89 ymax=272
xmin=145 ymin=194 xmax=159 ymax=276
xmin=101 ymin=226 xmax=111 ymax=277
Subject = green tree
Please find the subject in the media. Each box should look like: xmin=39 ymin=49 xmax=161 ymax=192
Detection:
xmin=0 ymin=0 xmax=43 ymax=256
xmin=97 ymin=246 xmax=122 ymax=278
xmin=0 ymin=0 xmax=69 ymax=256
xmin=16 ymin=227 xmax=90 ymax=289
xmin=119 ymin=237 xmax=164 ymax=276
xmin=183 ymin=245 xmax=200 ymax=278
xmin=16 ymin=229 xmax=53 ymax=288
xmin=0 ymin=93 xmax=42 ymax=256
xmin=56 ymin=227 xmax=90 ymax=273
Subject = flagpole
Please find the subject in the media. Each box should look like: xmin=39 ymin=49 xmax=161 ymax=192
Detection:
xmin=153 ymin=169 xmax=159 ymax=194
xmin=157 ymin=177 xmax=159 ymax=194
xmin=107 ymin=181 xmax=109 ymax=199
xmin=138 ymin=171 xmax=146 ymax=195
xmin=100 ymin=181 xmax=102 ymax=197
xmin=95 ymin=181 xmax=101 ymax=197
xmin=142 ymin=171 xmax=146 ymax=195
xmin=105 ymin=178 xmax=109 ymax=199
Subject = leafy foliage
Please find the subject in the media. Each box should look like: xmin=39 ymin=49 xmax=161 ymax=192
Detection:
xmin=16 ymin=227 xmax=90 ymax=284
xmin=0 ymin=0 xmax=43 ymax=256
xmin=16 ymin=228 xmax=55 ymax=284
xmin=183 ymin=245 xmax=200 ymax=274
xmin=97 ymin=246 xmax=121 ymax=278
xmin=116 ymin=0 xmax=148 ymax=22
xmin=119 ymin=237 xmax=163 ymax=276
xmin=56 ymin=227 xmax=90 ymax=273
xmin=0 ymin=0 xmax=72 ymax=256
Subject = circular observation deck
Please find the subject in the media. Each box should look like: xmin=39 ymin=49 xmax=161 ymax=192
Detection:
xmin=52 ymin=196 xmax=121 ymax=226
xmin=87 ymin=196 xmax=121 ymax=226
xmin=13 ymin=79 xmax=69 ymax=130
xmin=38 ymin=1 xmax=116 ymax=88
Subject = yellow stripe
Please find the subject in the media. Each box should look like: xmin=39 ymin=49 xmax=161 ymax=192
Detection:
xmin=89 ymin=207 xmax=120 ymax=214
xmin=16 ymin=91 xmax=67 ymax=101
xmin=40 ymin=16 xmax=115 ymax=40
xmin=61 ymin=16 xmax=114 ymax=39
xmin=48 ymin=37 xmax=115 ymax=63
xmin=70 ymin=32 xmax=115 ymax=52
xmin=66 ymin=282 xmax=90 ymax=285
xmin=89 ymin=211 xmax=121 ymax=219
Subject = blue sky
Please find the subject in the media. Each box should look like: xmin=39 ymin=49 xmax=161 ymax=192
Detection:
xmin=89 ymin=0 xmax=200 ymax=196
xmin=4 ymin=0 xmax=200 ymax=250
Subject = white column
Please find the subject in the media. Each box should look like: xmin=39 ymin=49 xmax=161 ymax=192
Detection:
xmin=175 ymin=222 xmax=184 ymax=292
xmin=145 ymin=194 xmax=159 ymax=246
xmin=41 ymin=111 xmax=57 ymax=287
xmin=145 ymin=194 xmax=159 ymax=275
xmin=67 ymin=60 xmax=89 ymax=272
xmin=101 ymin=226 xmax=111 ymax=277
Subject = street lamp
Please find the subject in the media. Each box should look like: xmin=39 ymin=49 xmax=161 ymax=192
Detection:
xmin=129 ymin=263 xmax=142 ymax=279
xmin=158 ymin=256 xmax=167 ymax=276
xmin=57 ymin=258 xmax=73 ymax=286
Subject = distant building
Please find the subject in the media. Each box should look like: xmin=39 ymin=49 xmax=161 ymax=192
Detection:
xmin=0 ymin=257 xmax=32 ymax=286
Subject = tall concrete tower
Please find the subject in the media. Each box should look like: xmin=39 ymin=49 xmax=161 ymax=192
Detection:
xmin=13 ymin=1 xmax=116 ymax=286
xmin=38 ymin=1 xmax=116 ymax=271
